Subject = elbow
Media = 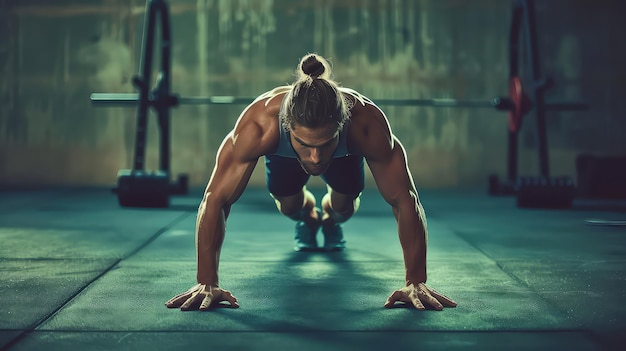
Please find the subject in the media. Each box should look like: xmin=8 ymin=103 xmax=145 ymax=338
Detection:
xmin=198 ymin=191 xmax=231 ymax=217
xmin=388 ymin=189 xmax=419 ymax=210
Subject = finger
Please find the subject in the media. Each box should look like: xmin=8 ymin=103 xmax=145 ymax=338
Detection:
xmin=426 ymin=287 xmax=458 ymax=307
xmin=384 ymin=290 xmax=405 ymax=308
xmin=417 ymin=284 xmax=443 ymax=311
xmin=165 ymin=292 xmax=192 ymax=308
xmin=221 ymin=291 xmax=240 ymax=308
xmin=180 ymin=290 xmax=201 ymax=311
xmin=410 ymin=292 xmax=426 ymax=310
xmin=411 ymin=295 xmax=426 ymax=311
xmin=165 ymin=284 xmax=202 ymax=307
xmin=199 ymin=293 xmax=214 ymax=311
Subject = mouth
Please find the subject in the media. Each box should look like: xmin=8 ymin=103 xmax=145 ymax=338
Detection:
xmin=299 ymin=161 xmax=329 ymax=176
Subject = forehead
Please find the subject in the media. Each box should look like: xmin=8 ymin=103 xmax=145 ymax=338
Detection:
xmin=290 ymin=123 xmax=339 ymax=142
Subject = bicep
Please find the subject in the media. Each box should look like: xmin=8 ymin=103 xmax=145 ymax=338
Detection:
xmin=353 ymin=104 xmax=418 ymax=207
xmin=202 ymin=100 xmax=275 ymax=208
xmin=205 ymin=131 xmax=259 ymax=207
xmin=366 ymin=136 xmax=418 ymax=207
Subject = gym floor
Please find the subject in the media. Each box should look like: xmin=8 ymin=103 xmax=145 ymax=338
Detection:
xmin=1 ymin=186 xmax=625 ymax=351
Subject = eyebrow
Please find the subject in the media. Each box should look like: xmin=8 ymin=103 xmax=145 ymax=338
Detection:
xmin=293 ymin=133 xmax=339 ymax=148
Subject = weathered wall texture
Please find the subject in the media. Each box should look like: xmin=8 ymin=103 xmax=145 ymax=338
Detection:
xmin=1 ymin=0 xmax=625 ymax=189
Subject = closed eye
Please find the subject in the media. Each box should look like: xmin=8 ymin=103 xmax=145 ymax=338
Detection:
xmin=294 ymin=134 xmax=338 ymax=148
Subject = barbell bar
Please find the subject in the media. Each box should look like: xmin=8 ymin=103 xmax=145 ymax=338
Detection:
xmin=90 ymin=92 xmax=587 ymax=110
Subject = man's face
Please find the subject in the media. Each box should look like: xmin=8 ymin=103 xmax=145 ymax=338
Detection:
xmin=289 ymin=122 xmax=339 ymax=176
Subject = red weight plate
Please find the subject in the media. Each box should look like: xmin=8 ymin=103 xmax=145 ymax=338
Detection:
xmin=508 ymin=76 xmax=523 ymax=132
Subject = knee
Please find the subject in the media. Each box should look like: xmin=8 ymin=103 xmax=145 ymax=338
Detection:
xmin=272 ymin=188 xmax=316 ymax=221
xmin=322 ymin=193 xmax=360 ymax=223
xmin=274 ymin=197 xmax=302 ymax=219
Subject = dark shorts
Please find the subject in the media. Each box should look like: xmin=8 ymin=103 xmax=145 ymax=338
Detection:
xmin=265 ymin=154 xmax=365 ymax=197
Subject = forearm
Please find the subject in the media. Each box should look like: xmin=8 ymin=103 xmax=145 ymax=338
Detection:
xmin=195 ymin=196 xmax=227 ymax=286
xmin=396 ymin=197 xmax=428 ymax=285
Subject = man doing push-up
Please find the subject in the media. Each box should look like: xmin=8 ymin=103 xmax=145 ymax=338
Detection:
xmin=165 ymin=53 xmax=457 ymax=312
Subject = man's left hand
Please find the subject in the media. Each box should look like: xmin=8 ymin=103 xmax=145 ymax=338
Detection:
xmin=384 ymin=282 xmax=457 ymax=310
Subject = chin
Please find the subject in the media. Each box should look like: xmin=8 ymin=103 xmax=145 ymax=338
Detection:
xmin=303 ymin=165 xmax=329 ymax=176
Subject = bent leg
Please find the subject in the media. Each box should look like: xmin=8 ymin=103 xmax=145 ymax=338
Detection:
xmin=319 ymin=154 xmax=364 ymax=225
xmin=318 ymin=154 xmax=364 ymax=251
xmin=318 ymin=186 xmax=358 ymax=251
xmin=272 ymin=187 xmax=322 ymax=251
xmin=321 ymin=185 xmax=361 ymax=225
xmin=271 ymin=187 xmax=320 ymax=226
xmin=266 ymin=155 xmax=322 ymax=251
xmin=266 ymin=154 xmax=319 ymax=224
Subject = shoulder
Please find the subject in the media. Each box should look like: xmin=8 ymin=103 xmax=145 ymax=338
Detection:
xmin=253 ymin=86 xmax=292 ymax=105
xmin=341 ymin=88 xmax=389 ymax=135
xmin=229 ymin=88 xmax=288 ymax=159
xmin=346 ymin=91 xmax=394 ymax=161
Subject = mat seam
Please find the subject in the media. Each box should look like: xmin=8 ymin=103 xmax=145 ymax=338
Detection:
xmin=0 ymin=212 xmax=191 ymax=351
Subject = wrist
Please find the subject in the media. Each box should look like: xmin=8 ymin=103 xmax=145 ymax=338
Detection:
xmin=197 ymin=282 xmax=219 ymax=288
xmin=406 ymin=275 xmax=427 ymax=287
xmin=197 ymin=270 xmax=218 ymax=287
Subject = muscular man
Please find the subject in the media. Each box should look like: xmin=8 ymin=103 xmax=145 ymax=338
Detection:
xmin=165 ymin=53 xmax=457 ymax=311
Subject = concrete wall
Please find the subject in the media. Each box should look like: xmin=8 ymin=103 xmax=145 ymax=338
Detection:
xmin=1 ymin=0 xmax=625 ymax=189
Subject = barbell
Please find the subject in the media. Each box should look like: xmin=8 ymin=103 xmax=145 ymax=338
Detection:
xmin=91 ymin=76 xmax=587 ymax=134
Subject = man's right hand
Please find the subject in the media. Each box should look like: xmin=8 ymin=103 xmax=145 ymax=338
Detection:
xmin=165 ymin=284 xmax=239 ymax=311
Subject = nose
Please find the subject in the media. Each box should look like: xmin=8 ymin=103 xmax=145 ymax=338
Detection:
xmin=309 ymin=148 xmax=321 ymax=164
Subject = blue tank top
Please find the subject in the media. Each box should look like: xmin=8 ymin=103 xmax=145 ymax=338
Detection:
xmin=272 ymin=121 xmax=350 ymax=159
xmin=265 ymin=86 xmax=369 ymax=159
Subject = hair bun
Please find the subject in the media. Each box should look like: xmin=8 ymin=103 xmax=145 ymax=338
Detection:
xmin=301 ymin=55 xmax=325 ymax=78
